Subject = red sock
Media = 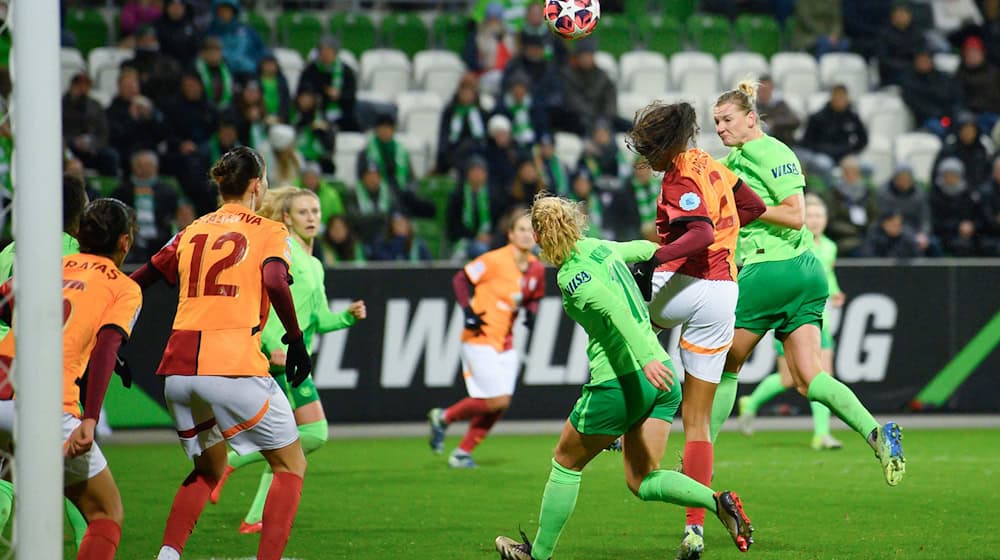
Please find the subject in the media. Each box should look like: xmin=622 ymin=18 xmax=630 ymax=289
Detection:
xmin=258 ymin=471 xmax=304 ymax=560
xmin=458 ymin=410 xmax=504 ymax=453
xmin=78 ymin=518 xmax=121 ymax=560
xmin=162 ymin=471 xmax=216 ymax=554
xmin=443 ymin=398 xmax=491 ymax=423
xmin=683 ymin=441 xmax=714 ymax=527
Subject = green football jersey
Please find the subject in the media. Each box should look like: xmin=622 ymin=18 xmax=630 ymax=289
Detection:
xmin=261 ymin=238 xmax=355 ymax=373
xmin=813 ymin=234 xmax=840 ymax=296
xmin=557 ymin=238 xmax=667 ymax=386
xmin=723 ymin=134 xmax=812 ymax=265
xmin=0 ymin=232 xmax=80 ymax=338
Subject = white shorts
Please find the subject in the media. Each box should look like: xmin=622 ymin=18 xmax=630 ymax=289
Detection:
xmin=460 ymin=343 xmax=519 ymax=398
xmin=164 ymin=375 xmax=298 ymax=459
xmin=63 ymin=413 xmax=108 ymax=486
xmin=648 ymin=272 xmax=738 ymax=383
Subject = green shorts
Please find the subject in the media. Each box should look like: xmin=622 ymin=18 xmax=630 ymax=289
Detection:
xmin=736 ymin=251 xmax=828 ymax=339
xmin=272 ymin=372 xmax=322 ymax=410
xmin=569 ymin=366 xmax=682 ymax=436
xmin=774 ymin=318 xmax=833 ymax=357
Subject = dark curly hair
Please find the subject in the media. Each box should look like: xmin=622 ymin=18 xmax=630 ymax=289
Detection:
xmin=77 ymin=198 xmax=137 ymax=257
xmin=625 ymin=101 xmax=699 ymax=170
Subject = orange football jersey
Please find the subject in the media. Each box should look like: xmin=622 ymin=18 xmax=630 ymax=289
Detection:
xmin=461 ymin=245 xmax=545 ymax=352
xmin=150 ymin=203 xmax=292 ymax=376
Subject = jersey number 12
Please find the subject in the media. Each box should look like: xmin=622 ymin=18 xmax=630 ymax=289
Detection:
xmin=187 ymin=232 xmax=249 ymax=298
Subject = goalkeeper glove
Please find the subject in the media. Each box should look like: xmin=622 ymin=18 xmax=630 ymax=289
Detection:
xmin=282 ymin=333 xmax=313 ymax=388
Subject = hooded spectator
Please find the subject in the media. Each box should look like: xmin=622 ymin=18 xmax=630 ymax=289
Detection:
xmin=878 ymin=164 xmax=936 ymax=254
xmin=156 ymin=0 xmax=202 ymax=66
xmin=824 ymin=156 xmax=879 ymax=256
xmin=932 ymin=113 xmax=993 ymax=188
xmin=930 ymin=157 xmax=980 ymax=256
xmin=437 ymin=73 xmax=488 ymax=173
xmin=206 ymin=0 xmax=265 ymax=79
xmin=859 ymin=210 xmax=923 ymax=258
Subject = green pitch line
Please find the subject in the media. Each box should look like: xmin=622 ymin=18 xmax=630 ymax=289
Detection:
xmin=913 ymin=309 xmax=1000 ymax=408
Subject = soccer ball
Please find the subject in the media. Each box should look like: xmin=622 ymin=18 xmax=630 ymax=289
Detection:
xmin=544 ymin=0 xmax=601 ymax=40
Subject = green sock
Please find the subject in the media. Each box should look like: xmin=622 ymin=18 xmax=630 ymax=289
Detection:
xmin=244 ymin=468 xmax=273 ymax=525
xmin=0 ymin=480 xmax=11 ymax=531
xmin=531 ymin=459 xmax=581 ymax=560
xmin=637 ymin=469 xmax=717 ymax=511
xmin=228 ymin=448 xmax=266 ymax=470
xmin=65 ymin=498 xmax=87 ymax=550
xmin=746 ymin=373 xmax=786 ymax=414
xmin=710 ymin=372 xmax=740 ymax=442
xmin=807 ymin=372 xmax=879 ymax=441
xmin=298 ymin=420 xmax=329 ymax=454
xmin=810 ymin=400 xmax=832 ymax=438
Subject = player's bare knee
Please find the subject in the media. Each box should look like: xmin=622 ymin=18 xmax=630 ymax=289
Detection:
xmin=488 ymin=395 xmax=512 ymax=412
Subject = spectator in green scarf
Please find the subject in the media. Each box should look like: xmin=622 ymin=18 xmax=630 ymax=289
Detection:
xmin=298 ymin=35 xmax=358 ymax=131
xmin=357 ymin=113 xmax=413 ymax=192
xmin=447 ymin=155 xmax=495 ymax=259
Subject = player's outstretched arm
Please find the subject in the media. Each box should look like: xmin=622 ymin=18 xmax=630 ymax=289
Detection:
xmin=313 ymin=264 xmax=361 ymax=334
xmin=606 ymin=240 xmax=658 ymax=263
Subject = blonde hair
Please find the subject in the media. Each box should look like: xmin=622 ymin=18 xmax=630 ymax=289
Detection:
xmin=258 ymin=186 xmax=318 ymax=222
xmin=715 ymin=79 xmax=759 ymax=113
xmin=804 ymin=192 xmax=827 ymax=212
xmin=531 ymin=193 xmax=587 ymax=266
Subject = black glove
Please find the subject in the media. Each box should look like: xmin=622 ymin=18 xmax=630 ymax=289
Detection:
xmin=631 ymin=257 xmax=657 ymax=302
xmin=463 ymin=306 xmax=487 ymax=334
xmin=523 ymin=310 xmax=536 ymax=331
xmin=282 ymin=333 xmax=313 ymax=388
xmin=115 ymin=353 xmax=133 ymax=389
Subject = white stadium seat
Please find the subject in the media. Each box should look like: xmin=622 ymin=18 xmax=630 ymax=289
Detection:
xmin=933 ymin=52 xmax=961 ymax=74
xmin=894 ymin=132 xmax=943 ymax=185
xmin=696 ymin=132 xmax=728 ymax=159
xmin=858 ymin=135 xmax=894 ymax=186
xmin=360 ymin=48 xmax=411 ymax=101
xmin=396 ymin=91 xmax=444 ymax=162
xmin=554 ymin=131 xmax=583 ymax=171
xmin=780 ymin=93 xmax=809 ymax=141
xmin=87 ymin=47 xmax=133 ymax=96
xmin=273 ymin=47 xmax=305 ymax=94
xmin=396 ymin=132 xmax=431 ymax=179
xmin=670 ymin=52 xmax=719 ymax=96
xmin=60 ymin=48 xmax=86 ymax=93
xmin=771 ymin=52 xmax=819 ymax=96
xmin=653 ymin=91 xmax=707 ymax=132
xmin=620 ymin=51 xmax=669 ymax=97
xmin=333 ymin=131 xmax=366 ymax=184
xmin=719 ymin=52 xmax=769 ymax=89
xmin=338 ymin=49 xmax=360 ymax=74
xmin=413 ymin=50 xmax=466 ymax=102
xmin=806 ymin=90 xmax=830 ymax=114
xmin=594 ymin=51 xmax=619 ymax=83
xmin=858 ymin=91 xmax=914 ymax=141
xmin=819 ymin=52 xmax=869 ymax=96
xmin=88 ymin=89 xmax=113 ymax=109
xmin=617 ymin=90 xmax=649 ymax=122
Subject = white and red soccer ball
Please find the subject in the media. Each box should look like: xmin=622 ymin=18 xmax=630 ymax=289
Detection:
xmin=544 ymin=0 xmax=601 ymax=40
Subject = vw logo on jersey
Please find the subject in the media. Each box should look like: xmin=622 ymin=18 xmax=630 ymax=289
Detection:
xmin=679 ymin=192 xmax=701 ymax=211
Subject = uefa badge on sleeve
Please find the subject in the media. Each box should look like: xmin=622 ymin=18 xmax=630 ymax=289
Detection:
xmin=679 ymin=192 xmax=701 ymax=211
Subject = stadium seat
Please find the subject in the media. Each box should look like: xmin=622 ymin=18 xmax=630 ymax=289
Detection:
xmin=397 ymin=91 xmax=444 ymax=135
xmin=617 ymin=91 xmax=649 ymax=122
xmin=662 ymin=0 xmax=696 ymax=23
xmin=382 ymin=13 xmax=430 ymax=58
xmin=413 ymin=50 xmax=466 ymax=102
xmin=894 ymin=132 xmax=943 ymax=185
xmin=87 ymin=47 xmax=133 ymax=96
xmin=333 ymin=131 xmax=366 ymax=184
xmin=670 ymin=52 xmax=719 ymax=96
xmin=65 ymin=8 xmax=109 ymax=57
xmin=89 ymin=89 xmax=113 ymax=109
xmin=273 ymin=47 xmax=305 ymax=94
xmin=594 ymin=16 xmax=634 ymax=59
xmin=771 ymin=52 xmax=820 ymax=96
xmin=339 ymin=49 xmax=360 ymax=74
xmin=686 ymin=14 xmax=732 ymax=59
xmin=858 ymin=135 xmax=894 ymax=187
xmin=431 ymin=13 xmax=469 ymax=54
xmin=719 ymin=52 xmax=769 ymax=88
xmin=619 ymin=51 xmax=669 ymax=97
xmin=806 ymin=90 xmax=830 ymax=114
xmin=244 ymin=11 xmax=272 ymax=44
xmin=554 ymin=132 xmax=584 ymax=170
xmin=637 ymin=16 xmax=684 ymax=57
xmin=594 ymin=51 xmax=619 ymax=83
xmin=360 ymin=49 xmax=412 ymax=101
xmin=277 ymin=12 xmax=325 ymax=59
xmin=60 ymin=48 xmax=87 ymax=93
xmin=479 ymin=92 xmax=496 ymax=113
xmin=735 ymin=14 xmax=782 ymax=58
xmin=858 ymin=92 xmax=914 ymax=144
xmin=696 ymin=131 xmax=728 ymax=159
xmin=330 ymin=12 xmax=378 ymax=54
xmin=818 ymin=52 xmax=869 ymax=96
xmin=933 ymin=52 xmax=961 ymax=74
xmin=396 ymin=132 xmax=431 ymax=178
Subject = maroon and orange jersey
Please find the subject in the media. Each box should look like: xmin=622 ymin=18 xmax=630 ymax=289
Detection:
xmin=0 ymin=254 xmax=142 ymax=416
xmin=462 ymin=245 xmax=546 ymax=352
xmin=656 ymin=148 xmax=742 ymax=281
xmin=150 ymin=203 xmax=292 ymax=377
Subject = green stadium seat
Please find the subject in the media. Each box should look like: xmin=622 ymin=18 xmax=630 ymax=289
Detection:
xmin=381 ymin=13 xmax=429 ymax=58
xmin=782 ymin=16 xmax=796 ymax=50
xmin=277 ymin=12 xmax=324 ymax=58
xmin=329 ymin=12 xmax=377 ymax=55
xmin=735 ymin=14 xmax=781 ymax=58
xmin=245 ymin=11 xmax=273 ymax=45
xmin=638 ymin=16 xmax=684 ymax=57
xmin=686 ymin=13 xmax=732 ymax=58
xmin=432 ymin=13 xmax=469 ymax=54
xmin=65 ymin=8 xmax=109 ymax=57
xmin=93 ymin=176 xmax=120 ymax=197
xmin=594 ymin=16 xmax=633 ymax=59
xmin=663 ymin=0 xmax=696 ymax=23
xmin=624 ymin=0 xmax=649 ymax=19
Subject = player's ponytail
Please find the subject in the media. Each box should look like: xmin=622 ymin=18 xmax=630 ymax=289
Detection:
xmin=211 ymin=146 xmax=265 ymax=199
xmin=77 ymin=198 xmax=137 ymax=257
xmin=716 ymin=79 xmax=759 ymax=115
xmin=626 ymin=100 xmax=698 ymax=169
xmin=531 ymin=192 xmax=586 ymax=267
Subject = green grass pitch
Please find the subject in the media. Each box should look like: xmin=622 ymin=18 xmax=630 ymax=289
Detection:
xmin=12 ymin=427 xmax=1000 ymax=559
